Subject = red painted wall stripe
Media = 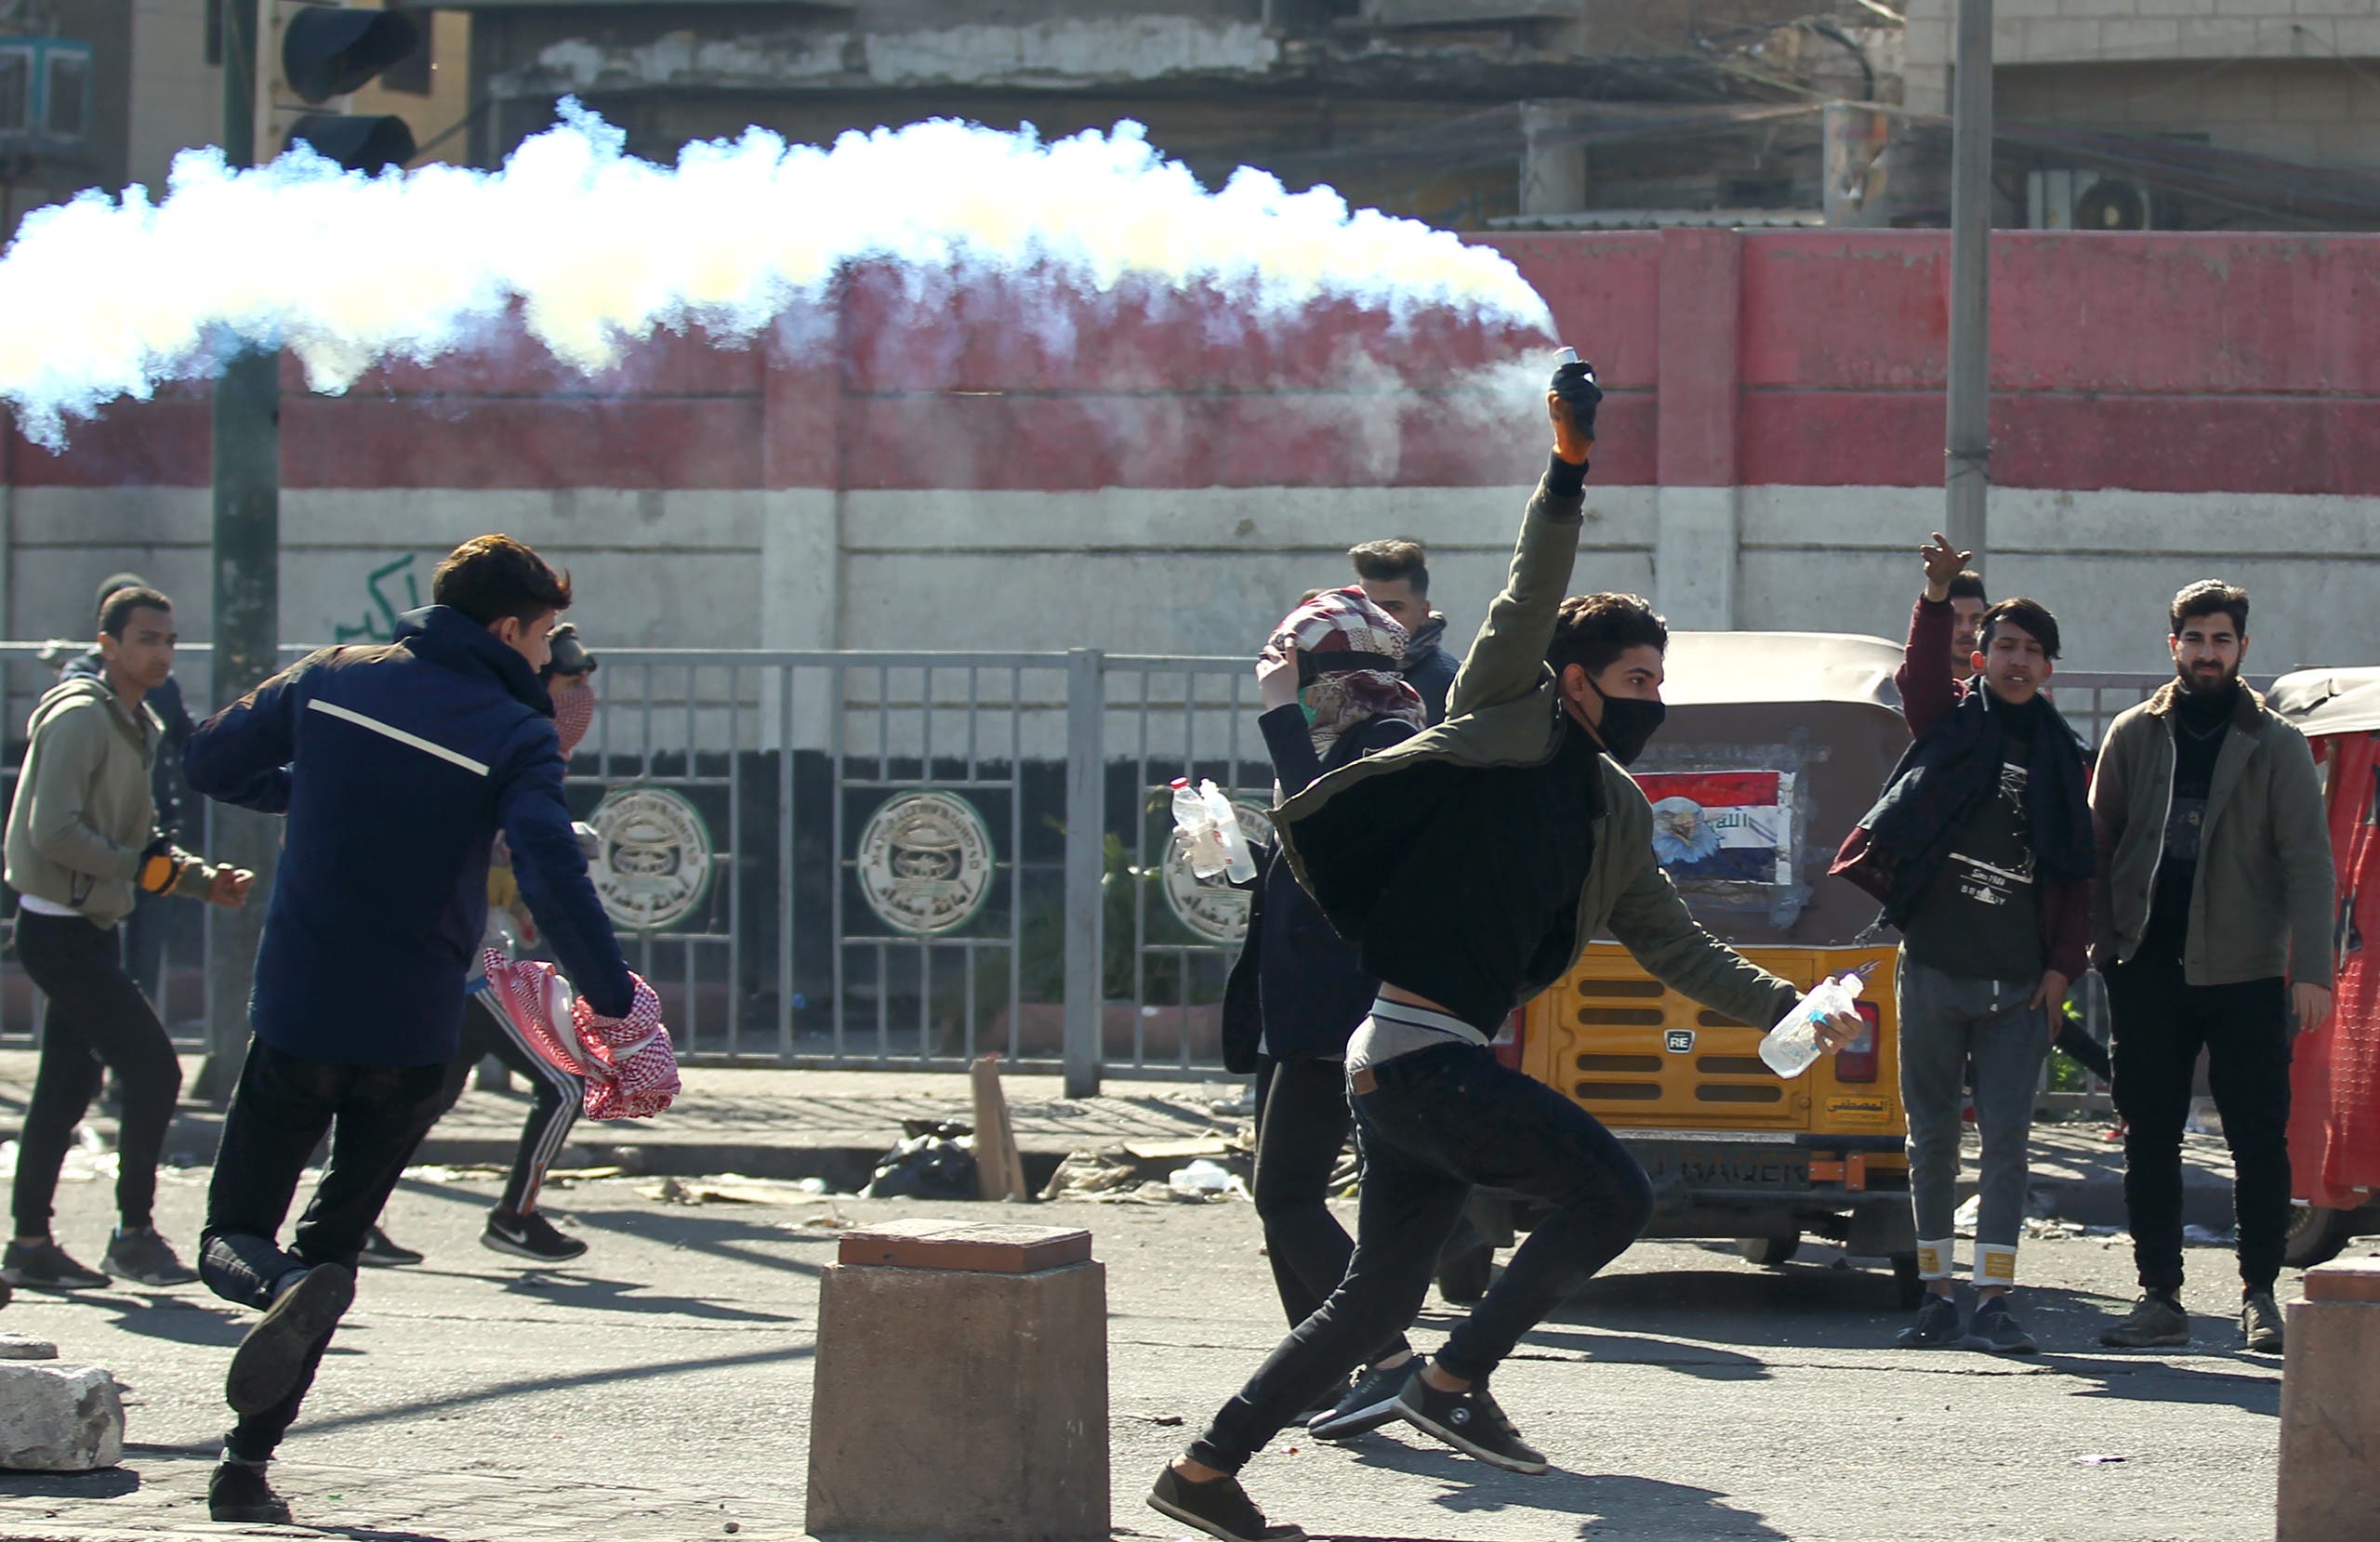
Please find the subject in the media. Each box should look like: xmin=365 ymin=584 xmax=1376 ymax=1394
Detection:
xmin=10 ymin=231 xmax=2380 ymax=496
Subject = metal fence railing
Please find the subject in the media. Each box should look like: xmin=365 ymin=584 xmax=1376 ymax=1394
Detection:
xmin=0 ymin=640 xmax=2188 ymax=1100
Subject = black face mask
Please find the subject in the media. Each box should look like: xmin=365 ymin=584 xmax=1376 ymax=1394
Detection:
xmin=1580 ymin=672 xmax=1666 ymax=767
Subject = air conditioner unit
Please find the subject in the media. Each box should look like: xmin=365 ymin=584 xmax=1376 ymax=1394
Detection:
xmin=2027 ymin=167 xmax=2158 ymax=231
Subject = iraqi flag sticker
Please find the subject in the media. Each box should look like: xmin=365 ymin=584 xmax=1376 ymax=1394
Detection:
xmin=1635 ymin=771 xmax=1796 ymax=888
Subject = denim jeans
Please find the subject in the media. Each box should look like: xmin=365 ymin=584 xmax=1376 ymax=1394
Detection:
xmin=1897 ymin=956 xmax=2047 ymax=1282
xmin=2105 ymin=954 xmax=2292 ymax=1293
xmin=200 ymin=1041 xmax=448 ymax=1462
xmin=1189 ymin=1042 xmax=1653 ymax=1474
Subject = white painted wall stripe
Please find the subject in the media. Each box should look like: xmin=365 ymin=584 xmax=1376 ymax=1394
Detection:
xmin=307 ymin=699 xmax=490 ymax=776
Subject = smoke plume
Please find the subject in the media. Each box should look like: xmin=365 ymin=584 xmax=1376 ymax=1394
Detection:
xmin=0 ymin=102 xmax=1554 ymax=450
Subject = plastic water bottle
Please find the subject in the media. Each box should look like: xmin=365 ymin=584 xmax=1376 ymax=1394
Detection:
xmin=1171 ymin=779 xmax=1228 ymax=879
xmin=1758 ymin=972 xmax=1864 ymax=1079
xmin=1199 ymin=779 xmax=1258 ymax=882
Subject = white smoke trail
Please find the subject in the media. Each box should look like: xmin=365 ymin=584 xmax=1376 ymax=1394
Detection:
xmin=0 ymin=102 xmax=1553 ymax=450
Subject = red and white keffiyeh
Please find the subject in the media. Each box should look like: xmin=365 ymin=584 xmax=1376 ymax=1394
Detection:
xmin=1271 ymin=587 xmax=1427 ymax=756
xmin=479 ymin=951 xmax=681 ymax=1120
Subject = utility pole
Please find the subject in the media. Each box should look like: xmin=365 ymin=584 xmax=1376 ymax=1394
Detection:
xmin=1945 ymin=0 xmax=1994 ymax=574
xmin=195 ymin=0 xmax=282 ymax=1103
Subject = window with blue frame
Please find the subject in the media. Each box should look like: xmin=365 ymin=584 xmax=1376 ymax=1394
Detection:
xmin=0 ymin=39 xmax=92 ymax=147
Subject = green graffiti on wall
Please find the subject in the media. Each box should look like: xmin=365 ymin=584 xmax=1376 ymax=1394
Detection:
xmin=334 ymin=554 xmax=424 ymax=643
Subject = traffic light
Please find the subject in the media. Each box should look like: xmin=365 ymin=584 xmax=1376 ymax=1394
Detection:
xmin=258 ymin=1 xmax=420 ymax=173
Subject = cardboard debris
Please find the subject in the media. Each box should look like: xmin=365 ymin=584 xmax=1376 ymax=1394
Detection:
xmin=1040 ymin=1149 xmax=1143 ymax=1202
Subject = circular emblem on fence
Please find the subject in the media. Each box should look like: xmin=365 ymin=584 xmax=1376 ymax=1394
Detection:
xmin=856 ymin=791 xmax=996 ymax=937
xmin=1161 ymin=797 xmax=1276 ymax=944
xmin=588 ymin=787 xmax=714 ymax=931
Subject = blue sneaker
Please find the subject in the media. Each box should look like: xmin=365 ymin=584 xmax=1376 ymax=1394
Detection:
xmin=1965 ymin=1296 xmax=2038 ymax=1354
xmin=1895 ymin=1292 xmax=1963 ymax=1349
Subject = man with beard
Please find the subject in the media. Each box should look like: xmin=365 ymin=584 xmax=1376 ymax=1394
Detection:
xmin=1833 ymin=535 xmax=2095 ymax=1355
xmin=1349 ymin=539 xmax=1458 ymax=724
xmin=1146 ymin=359 xmax=1862 ymax=1542
xmin=2091 ymin=581 xmax=2334 ymax=1355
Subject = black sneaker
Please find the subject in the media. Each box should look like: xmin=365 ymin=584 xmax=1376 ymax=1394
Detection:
xmin=1395 ymin=1371 xmax=1548 ymax=1475
xmin=2 ymin=1239 xmax=110 ymax=1291
xmin=1965 ymin=1296 xmax=2038 ymax=1355
xmin=208 ymin=1461 xmax=293 ymax=1525
xmin=357 ymin=1225 xmax=424 ymax=1268
xmin=1310 ymin=1358 xmax=1417 ymax=1441
xmin=103 ymin=1226 xmax=198 ymax=1286
xmin=227 ymin=1264 xmax=354 ymax=1416
xmin=1895 ymin=1291 xmax=1964 ymax=1349
xmin=2241 ymin=1289 xmax=2284 ymax=1354
xmin=483 ymin=1209 xmax=588 ymax=1263
xmin=2100 ymin=1291 xmax=2191 ymax=1349
xmin=1146 ymin=1466 xmax=1304 ymax=1542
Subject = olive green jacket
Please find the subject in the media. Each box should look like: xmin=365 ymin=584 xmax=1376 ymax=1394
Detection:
xmin=2089 ymin=680 xmax=2335 ymax=987
xmin=1274 ymin=473 xmax=1801 ymax=1032
xmin=4 ymin=677 xmax=207 ymax=928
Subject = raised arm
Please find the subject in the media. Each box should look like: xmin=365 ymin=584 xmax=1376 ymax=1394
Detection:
xmin=1897 ymin=533 xmax=1969 ymax=736
xmin=1447 ymin=358 xmax=1601 ymax=718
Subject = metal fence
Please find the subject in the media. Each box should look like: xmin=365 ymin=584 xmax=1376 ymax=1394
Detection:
xmin=0 ymin=641 xmax=2181 ymax=1100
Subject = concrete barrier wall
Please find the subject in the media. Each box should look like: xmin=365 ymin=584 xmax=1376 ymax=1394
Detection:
xmin=7 ymin=231 xmax=2376 ymax=693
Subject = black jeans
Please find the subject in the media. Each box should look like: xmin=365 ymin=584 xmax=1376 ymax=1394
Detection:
xmin=432 ymin=995 xmax=583 ymax=1216
xmin=12 ymin=911 xmax=183 ymax=1237
xmin=200 ymin=1041 xmax=448 ymax=1462
xmin=1251 ymin=1056 xmax=1411 ymax=1367
xmin=1191 ymin=1043 xmax=1653 ymax=1474
xmin=2106 ymin=953 xmax=2293 ymax=1294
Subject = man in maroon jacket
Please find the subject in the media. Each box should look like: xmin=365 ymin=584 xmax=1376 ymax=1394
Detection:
xmin=1832 ymin=534 xmax=2094 ymax=1355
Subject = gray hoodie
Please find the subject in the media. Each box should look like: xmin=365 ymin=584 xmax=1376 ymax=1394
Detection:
xmin=4 ymin=676 xmax=209 ymax=927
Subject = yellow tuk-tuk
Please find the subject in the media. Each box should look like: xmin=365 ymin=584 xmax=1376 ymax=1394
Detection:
xmin=1461 ymin=631 xmax=1924 ymax=1306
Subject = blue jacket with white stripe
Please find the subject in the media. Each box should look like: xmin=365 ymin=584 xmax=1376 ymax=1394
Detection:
xmin=184 ymin=605 xmax=635 ymax=1067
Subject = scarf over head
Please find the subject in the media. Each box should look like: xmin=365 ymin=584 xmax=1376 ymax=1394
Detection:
xmin=1272 ymin=587 xmax=1427 ymax=756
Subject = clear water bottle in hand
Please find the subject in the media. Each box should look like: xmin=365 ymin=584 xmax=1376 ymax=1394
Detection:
xmin=1759 ymin=972 xmax=1865 ymax=1079
xmin=1171 ymin=779 xmax=1226 ymax=879
xmin=1170 ymin=779 xmax=1257 ymax=882
xmin=1199 ymin=779 xmax=1258 ymax=882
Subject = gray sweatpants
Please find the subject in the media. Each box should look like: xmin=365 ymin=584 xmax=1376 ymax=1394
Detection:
xmin=1897 ymin=956 xmax=2048 ymax=1286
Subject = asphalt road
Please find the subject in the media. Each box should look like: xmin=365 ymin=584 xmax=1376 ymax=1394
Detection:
xmin=0 ymin=1158 xmax=2336 ymax=1542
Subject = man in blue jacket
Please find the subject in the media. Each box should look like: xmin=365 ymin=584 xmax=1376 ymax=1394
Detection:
xmin=181 ymin=534 xmax=636 ymax=1527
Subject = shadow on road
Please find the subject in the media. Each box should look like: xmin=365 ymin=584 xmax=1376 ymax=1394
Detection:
xmin=296 ymin=1340 xmax=815 ymax=1438
xmin=1342 ymin=1440 xmax=1786 ymax=1538
xmin=2031 ymin=1352 xmax=2282 ymax=1417
xmin=42 ymin=1292 xmax=360 ymax=1364
xmin=569 ymin=1207 xmax=838 ymax=1278
xmin=498 ymin=1270 xmax=801 ymax=1324
xmin=1527 ymin=1264 xmax=2116 ymax=1353
xmin=0 ymin=1465 xmax=141 ymax=1499
xmin=1516 ymin=1327 xmax=1771 ymax=1379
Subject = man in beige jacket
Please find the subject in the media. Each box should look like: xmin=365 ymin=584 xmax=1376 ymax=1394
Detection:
xmin=3 ymin=586 xmax=249 ymax=1293
xmin=2090 ymin=580 xmax=2334 ymax=1355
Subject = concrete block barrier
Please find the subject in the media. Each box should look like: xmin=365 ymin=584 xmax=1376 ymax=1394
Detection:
xmin=2278 ymin=1258 xmax=2380 ymax=1541
xmin=807 ymin=1219 xmax=1108 ymax=1541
